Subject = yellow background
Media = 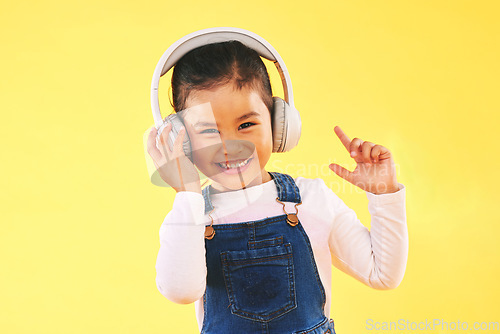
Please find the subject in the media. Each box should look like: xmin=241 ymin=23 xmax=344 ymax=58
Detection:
xmin=1 ymin=0 xmax=499 ymax=333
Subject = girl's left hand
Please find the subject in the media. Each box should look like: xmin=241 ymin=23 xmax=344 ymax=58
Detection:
xmin=329 ymin=126 xmax=399 ymax=194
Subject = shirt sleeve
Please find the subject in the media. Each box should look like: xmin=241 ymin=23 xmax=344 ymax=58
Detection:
xmin=155 ymin=191 xmax=208 ymax=304
xmin=328 ymin=183 xmax=408 ymax=289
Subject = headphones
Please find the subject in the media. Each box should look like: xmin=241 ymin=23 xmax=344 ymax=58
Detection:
xmin=151 ymin=27 xmax=301 ymax=161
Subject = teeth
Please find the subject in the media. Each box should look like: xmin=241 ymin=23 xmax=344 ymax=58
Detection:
xmin=217 ymin=157 xmax=251 ymax=169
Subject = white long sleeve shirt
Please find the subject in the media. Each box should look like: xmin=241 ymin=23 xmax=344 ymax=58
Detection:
xmin=155 ymin=176 xmax=408 ymax=332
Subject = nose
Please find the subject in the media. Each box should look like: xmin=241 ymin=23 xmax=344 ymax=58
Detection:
xmin=221 ymin=139 xmax=245 ymax=156
xmin=217 ymin=134 xmax=255 ymax=161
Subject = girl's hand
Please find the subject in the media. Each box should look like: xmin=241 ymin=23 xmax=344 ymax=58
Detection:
xmin=329 ymin=126 xmax=399 ymax=194
xmin=147 ymin=124 xmax=201 ymax=194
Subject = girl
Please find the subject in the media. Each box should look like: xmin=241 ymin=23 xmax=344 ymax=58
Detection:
xmin=147 ymin=34 xmax=407 ymax=334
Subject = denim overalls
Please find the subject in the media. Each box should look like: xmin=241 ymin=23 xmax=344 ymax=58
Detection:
xmin=200 ymin=172 xmax=336 ymax=334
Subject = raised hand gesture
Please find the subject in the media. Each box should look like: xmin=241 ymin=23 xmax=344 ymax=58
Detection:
xmin=147 ymin=124 xmax=201 ymax=194
xmin=329 ymin=126 xmax=399 ymax=194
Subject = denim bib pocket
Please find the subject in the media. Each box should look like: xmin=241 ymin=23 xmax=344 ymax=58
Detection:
xmin=220 ymin=243 xmax=296 ymax=322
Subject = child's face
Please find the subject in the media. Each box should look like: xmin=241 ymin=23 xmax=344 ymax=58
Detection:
xmin=181 ymin=83 xmax=273 ymax=192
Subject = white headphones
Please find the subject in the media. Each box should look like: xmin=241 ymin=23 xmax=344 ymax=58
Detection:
xmin=151 ymin=27 xmax=301 ymax=160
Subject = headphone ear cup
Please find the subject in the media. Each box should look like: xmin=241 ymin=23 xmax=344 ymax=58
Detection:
xmin=271 ymin=97 xmax=301 ymax=152
xmin=156 ymin=114 xmax=193 ymax=161
xmin=271 ymin=97 xmax=286 ymax=152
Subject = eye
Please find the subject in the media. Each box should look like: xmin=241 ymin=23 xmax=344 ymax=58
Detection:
xmin=239 ymin=122 xmax=255 ymax=130
xmin=200 ymin=128 xmax=219 ymax=134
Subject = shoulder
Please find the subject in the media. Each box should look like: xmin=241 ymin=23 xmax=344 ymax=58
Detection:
xmin=292 ymin=175 xmax=343 ymax=207
xmin=287 ymin=175 xmax=347 ymax=235
xmin=294 ymin=176 xmax=332 ymax=195
xmin=293 ymin=175 xmax=326 ymax=190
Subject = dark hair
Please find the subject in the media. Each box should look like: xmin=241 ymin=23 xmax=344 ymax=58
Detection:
xmin=170 ymin=40 xmax=274 ymax=114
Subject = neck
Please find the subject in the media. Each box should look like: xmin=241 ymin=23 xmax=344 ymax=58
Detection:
xmin=210 ymin=170 xmax=272 ymax=194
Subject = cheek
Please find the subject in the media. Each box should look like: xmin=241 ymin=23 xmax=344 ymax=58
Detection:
xmin=192 ymin=144 xmax=219 ymax=166
xmin=185 ymin=131 xmax=214 ymax=164
xmin=262 ymin=120 xmax=274 ymax=149
xmin=255 ymin=126 xmax=273 ymax=159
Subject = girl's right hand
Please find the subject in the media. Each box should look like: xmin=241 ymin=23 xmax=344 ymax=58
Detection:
xmin=147 ymin=123 xmax=201 ymax=194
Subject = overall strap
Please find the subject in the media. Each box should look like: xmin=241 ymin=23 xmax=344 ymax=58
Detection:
xmin=269 ymin=172 xmax=302 ymax=203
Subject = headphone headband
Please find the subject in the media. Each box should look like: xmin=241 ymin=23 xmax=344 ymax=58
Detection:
xmin=151 ymin=27 xmax=295 ymax=127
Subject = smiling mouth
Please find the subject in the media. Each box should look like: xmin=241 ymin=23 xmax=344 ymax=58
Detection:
xmin=215 ymin=156 xmax=253 ymax=169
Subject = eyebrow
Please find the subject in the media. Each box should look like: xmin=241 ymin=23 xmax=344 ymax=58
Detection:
xmin=237 ymin=111 xmax=261 ymax=122
xmin=193 ymin=121 xmax=217 ymax=128
xmin=193 ymin=111 xmax=261 ymax=128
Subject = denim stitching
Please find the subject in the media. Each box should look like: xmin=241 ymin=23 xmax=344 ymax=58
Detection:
xmin=281 ymin=173 xmax=291 ymax=201
xmin=287 ymin=173 xmax=299 ymax=202
xmin=220 ymin=244 xmax=296 ymax=321
xmin=248 ymin=236 xmax=283 ymax=249
xmin=249 ymin=222 xmax=256 ymax=242
xmin=295 ymin=317 xmax=329 ymax=334
xmin=220 ymin=252 xmax=237 ymax=315
xmin=280 ymin=173 xmax=289 ymax=201
xmin=281 ymin=174 xmax=288 ymax=201
xmin=270 ymin=172 xmax=285 ymax=201
xmin=222 ymin=253 xmax=292 ymax=265
xmin=212 ymin=214 xmax=289 ymax=231
xmin=291 ymin=175 xmax=301 ymax=202
xmin=261 ymin=322 xmax=268 ymax=334
xmin=284 ymin=173 xmax=301 ymax=203
xmin=273 ymin=172 xmax=301 ymax=203
xmin=297 ymin=222 xmax=327 ymax=306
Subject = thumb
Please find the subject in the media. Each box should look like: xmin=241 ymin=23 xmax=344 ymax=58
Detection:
xmin=329 ymin=163 xmax=352 ymax=183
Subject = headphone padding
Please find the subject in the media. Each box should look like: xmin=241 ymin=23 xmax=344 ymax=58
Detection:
xmin=282 ymin=104 xmax=302 ymax=152
xmin=272 ymin=97 xmax=302 ymax=152
xmin=156 ymin=114 xmax=193 ymax=161
xmin=272 ymin=97 xmax=286 ymax=152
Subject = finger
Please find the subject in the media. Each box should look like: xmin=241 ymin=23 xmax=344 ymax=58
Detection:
xmin=361 ymin=141 xmax=375 ymax=163
xmin=371 ymin=145 xmax=392 ymax=162
xmin=349 ymin=138 xmax=364 ymax=158
xmin=147 ymin=126 xmax=163 ymax=162
xmin=158 ymin=123 xmax=173 ymax=160
xmin=334 ymin=126 xmax=351 ymax=152
xmin=172 ymin=126 xmax=186 ymax=157
xmin=329 ymin=163 xmax=353 ymax=183
xmin=370 ymin=145 xmax=381 ymax=163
